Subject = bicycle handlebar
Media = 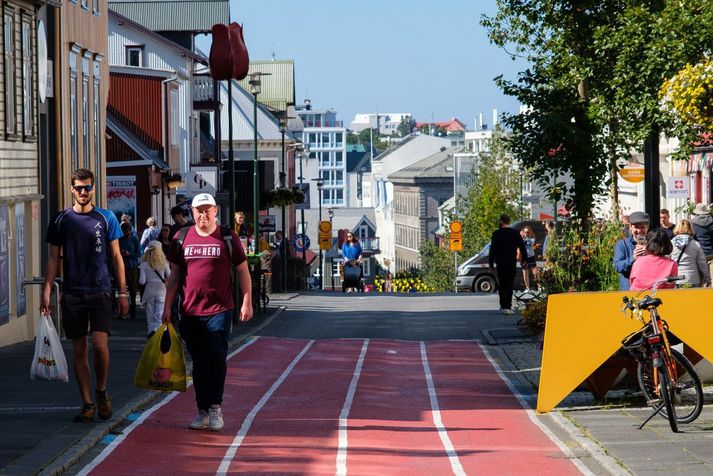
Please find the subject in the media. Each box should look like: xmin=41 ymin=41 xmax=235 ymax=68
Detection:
xmin=622 ymin=275 xmax=685 ymax=310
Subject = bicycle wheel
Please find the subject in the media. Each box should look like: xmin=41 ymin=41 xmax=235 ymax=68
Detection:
xmin=658 ymin=364 xmax=678 ymax=432
xmin=637 ymin=348 xmax=703 ymax=424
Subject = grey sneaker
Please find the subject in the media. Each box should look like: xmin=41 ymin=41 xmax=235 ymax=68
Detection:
xmin=189 ymin=409 xmax=209 ymax=430
xmin=209 ymin=405 xmax=224 ymax=431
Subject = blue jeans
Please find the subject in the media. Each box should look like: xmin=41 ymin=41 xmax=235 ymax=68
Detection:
xmin=179 ymin=310 xmax=231 ymax=410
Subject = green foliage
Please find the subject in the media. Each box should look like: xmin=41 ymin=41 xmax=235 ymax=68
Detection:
xmin=346 ymin=128 xmax=388 ymax=152
xmin=397 ymin=117 xmax=417 ymax=137
xmin=420 ymin=131 xmax=523 ymax=292
xmin=482 ymin=1 xmax=713 ymax=218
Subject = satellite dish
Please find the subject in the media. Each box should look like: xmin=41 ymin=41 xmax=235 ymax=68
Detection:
xmin=37 ymin=21 xmax=47 ymax=103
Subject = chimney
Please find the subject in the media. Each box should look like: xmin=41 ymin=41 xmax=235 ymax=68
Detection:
xmin=304 ymin=99 xmax=312 ymax=110
xmin=479 ymin=112 xmax=484 ymax=130
xmin=492 ymin=109 xmax=498 ymax=128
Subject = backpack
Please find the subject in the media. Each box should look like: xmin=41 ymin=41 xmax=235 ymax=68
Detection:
xmin=174 ymin=225 xmax=235 ymax=282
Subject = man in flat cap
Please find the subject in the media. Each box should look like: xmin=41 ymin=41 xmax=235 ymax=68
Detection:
xmin=613 ymin=211 xmax=650 ymax=290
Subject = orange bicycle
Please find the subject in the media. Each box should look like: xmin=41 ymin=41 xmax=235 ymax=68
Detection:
xmin=621 ymin=276 xmax=703 ymax=433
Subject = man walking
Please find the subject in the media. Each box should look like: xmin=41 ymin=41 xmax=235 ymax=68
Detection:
xmin=162 ymin=193 xmax=253 ymax=431
xmin=659 ymin=209 xmax=676 ymax=239
xmin=119 ymin=221 xmax=141 ymax=319
xmin=488 ymin=215 xmax=528 ymax=315
xmin=41 ymin=168 xmax=128 ymax=422
xmin=613 ymin=211 xmax=650 ymax=291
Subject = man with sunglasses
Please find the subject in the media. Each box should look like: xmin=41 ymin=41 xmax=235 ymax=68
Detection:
xmin=41 ymin=168 xmax=128 ymax=422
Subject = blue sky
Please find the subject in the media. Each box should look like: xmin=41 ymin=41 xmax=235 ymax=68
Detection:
xmin=220 ymin=0 xmax=525 ymax=129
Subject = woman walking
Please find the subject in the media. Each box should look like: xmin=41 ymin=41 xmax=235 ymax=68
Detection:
xmin=670 ymin=219 xmax=710 ymax=287
xmin=520 ymin=226 xmax=539 ymax=291
xmin=138 ymin=241 xmax=171 ymax=337
xmin=341 ymin=232 xmax=363 ymax=292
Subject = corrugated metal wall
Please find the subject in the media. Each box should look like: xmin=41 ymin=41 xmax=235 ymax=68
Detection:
xmin=108 ymin=73 xmax=163 ymax=150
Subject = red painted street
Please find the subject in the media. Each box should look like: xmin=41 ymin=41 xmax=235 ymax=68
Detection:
xmin=76 ymin=336 xmax=582 ymax=475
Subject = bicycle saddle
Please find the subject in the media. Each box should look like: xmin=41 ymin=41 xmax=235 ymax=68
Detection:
xmin=637 ymin=295 xmax=662 ymax=310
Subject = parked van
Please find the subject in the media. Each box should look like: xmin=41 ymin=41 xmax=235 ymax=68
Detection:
xmin=455 ymin=220 xmax=548 ymax=293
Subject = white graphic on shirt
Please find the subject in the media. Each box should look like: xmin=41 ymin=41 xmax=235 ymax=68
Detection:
xmin=95 ymin=229 xmax=103 ymax=254
xmin=184 ymin=244 xmax=222 ymax=258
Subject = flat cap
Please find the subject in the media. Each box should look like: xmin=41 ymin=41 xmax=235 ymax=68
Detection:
xmin=628 ymin=211 xmax=650 ymax=224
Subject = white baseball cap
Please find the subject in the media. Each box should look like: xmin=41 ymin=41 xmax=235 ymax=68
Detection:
xmin=192 ymin=193 xmax=216 ymax=208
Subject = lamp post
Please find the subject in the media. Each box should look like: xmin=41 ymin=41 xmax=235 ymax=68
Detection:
xmin=313 ymin=178 xmax=324 ymax=290
xmin=278 ymin=113 xmax=294 ymax=292
xmin=248 ymin=71 xmax=270 ymax=252
xmin=297 ymin=144 xmax=309 ymax=265
xmin=328 ymin=207 xmax=334 ymax=291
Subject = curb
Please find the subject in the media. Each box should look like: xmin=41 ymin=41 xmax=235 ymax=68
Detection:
xmin=486 ymin=344 xmax=628 ymax=475
xmin=34 ymin=306 xmax=286 ymax=476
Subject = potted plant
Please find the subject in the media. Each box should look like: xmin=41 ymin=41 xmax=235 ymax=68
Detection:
xmin=262 ymin=186 xmax=305 ymax=208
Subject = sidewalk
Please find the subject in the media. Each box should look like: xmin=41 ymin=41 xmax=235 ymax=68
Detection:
xmin=490 ymin=318 xmax=713 ymax=475
xmin=0 ymin=303 xmax=283 ymax=476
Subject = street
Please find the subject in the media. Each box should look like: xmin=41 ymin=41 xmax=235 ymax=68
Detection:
xmin=5 ymin=293 xmax=713 ymax=475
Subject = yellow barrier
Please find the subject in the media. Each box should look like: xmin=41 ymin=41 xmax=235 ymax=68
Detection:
xmin=537 ymin=288 xmax=713 ymax=413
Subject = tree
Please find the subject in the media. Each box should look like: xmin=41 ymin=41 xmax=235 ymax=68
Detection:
xmin=397 ymin=116 xmax=416 ymax=137
xmin=346 ymin=128 xmax=388 ymax=153
xmin=482 ymin=1 xmax=713 ymax=221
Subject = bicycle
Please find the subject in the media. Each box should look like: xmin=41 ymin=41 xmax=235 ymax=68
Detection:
xmin=620 ymin=275 xmax=703 ymax=433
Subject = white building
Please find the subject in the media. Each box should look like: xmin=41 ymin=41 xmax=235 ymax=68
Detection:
xmin=350 ymin=113 xmax=412 ymax=136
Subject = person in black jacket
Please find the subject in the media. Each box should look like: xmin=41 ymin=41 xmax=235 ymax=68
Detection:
xmin=489 ymin=214 xmax=528 ymax=315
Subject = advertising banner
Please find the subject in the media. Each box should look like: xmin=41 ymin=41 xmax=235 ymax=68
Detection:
xmin=106 ymin=176 xmax=137 ymax=225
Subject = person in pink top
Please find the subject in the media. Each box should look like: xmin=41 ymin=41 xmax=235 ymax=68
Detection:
xmin=630 ymin=229 xmax=678 ymax=291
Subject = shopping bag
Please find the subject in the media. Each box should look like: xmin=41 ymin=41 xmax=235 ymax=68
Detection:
xmin=30 ymin=313 xmax=69 ymax=382
xmin=133 ymin=322 xmax=186 ymax=392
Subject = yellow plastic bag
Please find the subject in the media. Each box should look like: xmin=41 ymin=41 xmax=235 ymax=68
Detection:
xmin=133 ymin=323 xmax=186 ymax=392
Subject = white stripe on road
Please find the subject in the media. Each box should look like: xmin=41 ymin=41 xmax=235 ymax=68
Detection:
xmin=76 ymin=337 xmax=259 ymax=476
xmin=335 ymin=339 xmax=369 ymax=476
xmin=479 ymin=343 xmax=597 ymax=476
xmin=420 ymin=341 xmax=466 ymax=476
xmin=216 ymin=340 xmax=315 ymax=476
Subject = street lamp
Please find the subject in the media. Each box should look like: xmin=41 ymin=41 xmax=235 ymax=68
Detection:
xmin=328 ymin=207 xmax=334 ymax=291
xmin=248 ymin=71 xmax=270 ymax=252
xmin=278 ymin=113 xmax=295 ymax=292
xmin=312 ymin=178 xmax=324 ymax=290
xmin=295 ymin=143 xmax=309 ymax=265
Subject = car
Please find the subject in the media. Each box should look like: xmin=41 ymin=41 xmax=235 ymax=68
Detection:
xmin=455 ymin=220 xmax=548 ymax=293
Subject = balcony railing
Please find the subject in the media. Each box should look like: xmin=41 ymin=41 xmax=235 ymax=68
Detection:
xmin=302 ymin=120 xmax=343 ymax=128
xmin=361 ymin=237 xmax=380 ymax=252
xmin=193 ymin=76 xmax=214 ymax=102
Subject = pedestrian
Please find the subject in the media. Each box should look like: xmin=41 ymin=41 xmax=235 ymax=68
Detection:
xmin=234 ymin=210 xmax=248 ymax=237
xmin=119 ymin=221 xmax=140 ymax=319
xmin=383 ymin=272 xmax=393 ymax=293
xmin=341 ymin=231 xmax=363 ymax=293
xmin=519 ymin=226 xmax=539 ymax=291
xmin=659 ymin=208 xmax=676 ymax=239
xmin=630 ymin=229 xmax=678 ymax=291
xmin=161 ymin=193 xmax=253 ymax=431
xmin=41 ymin=168 xmax=128 ymax=422
xmin=690 ymin=203 xmax=713 ymax=276
xmin=613 ymin=211 xmax=650 ymax=291
xmin=140 ymin=216 xmax=160 ymax=254
xmin=159 ymin=224 xmax=171 ymax=255
xmin=488 ymin=214 xmax=528 ymax=315
xmin=168 ymin=205 xmax=190 ymax=241
xmin=541 ymin=220 xmax=555 ymax=261
xmin=139 ymin=241 xmax=171 ymax=337
xmin=670 ymin=219 xmax=710 ymax=287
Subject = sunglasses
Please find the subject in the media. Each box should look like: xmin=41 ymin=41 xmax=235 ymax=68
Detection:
xmin=72 ymin=185 xmax=94 ymax=193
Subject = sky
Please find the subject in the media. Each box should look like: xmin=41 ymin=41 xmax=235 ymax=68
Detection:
xmin=214 ymin=0 xmax=526 ymax=129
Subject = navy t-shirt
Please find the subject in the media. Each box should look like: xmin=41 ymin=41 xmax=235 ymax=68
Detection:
xmin=45 ymin=207 xmax=122 ymax=294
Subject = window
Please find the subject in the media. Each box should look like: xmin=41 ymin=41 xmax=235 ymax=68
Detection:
xmin=125 ymin=46 xmax=143 ymax=67
xmin=170 ymin=89 xmax=179 ymax=146
xmin=362 ymin=259 xmax=371 ymax=277
xmin=332 ymin=261 xmax=341 ymax=277
xmin=82 ymin=54 xmax=90 ymax=167
xmin=81 ymin=0 xmax=88 ymax=9
xmin=69 ymin=46 xmax=80 ymax=171
xmin=4 ymin=10 xmax=16 ymax=138
xmin=93 ymin=56 xmax=102 ymax=199
xmin=21 ymin=16 xmax=33 ymax=139
xmin=92 ymin=0 xmax=99 ymax=15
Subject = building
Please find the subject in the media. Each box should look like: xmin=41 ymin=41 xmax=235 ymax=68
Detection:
xmin=349 ymin=113 xmax=412 ymax=136
xmin=388 ymin=147 xmax=459 ymax=272
xmin=415 ymin=118 xmax=467 ymax=136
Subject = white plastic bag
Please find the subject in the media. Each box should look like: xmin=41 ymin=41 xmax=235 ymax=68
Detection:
xmin=30 ymin=313 xmax=69 ymax=382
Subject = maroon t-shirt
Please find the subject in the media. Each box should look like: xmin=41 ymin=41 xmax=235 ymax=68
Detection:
xmin=167 ymin=225 xmax=247 ymax=316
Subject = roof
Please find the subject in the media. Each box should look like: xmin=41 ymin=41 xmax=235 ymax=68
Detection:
xmin=388 ymin=146 xmax=461 ymax=182
xmin=217 ymin=79 xmax=286 ymax=142
xmin=108 ymin=0 xmax=229 ymax=33
xmin=236 ymin=60 xmax=296 ymax=113
xmin=106 ymin=111 xmax=168 ymax=169
xmin=415 ymin=118 xmax=467 ymax=132
xmin=109 ymin=10 xmax=207 ymax=64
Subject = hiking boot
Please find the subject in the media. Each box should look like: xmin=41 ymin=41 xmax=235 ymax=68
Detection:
xmin=73 ymin=403 xmax=95 ymax=422
xmin=189 ymin=409 xmax=209 ymax=430
xmin=96 ymin=390 xmax=113 ymax=420
xmin=208 ymin=405 xmax=224 ymax=431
